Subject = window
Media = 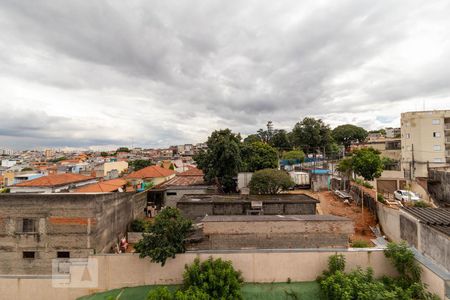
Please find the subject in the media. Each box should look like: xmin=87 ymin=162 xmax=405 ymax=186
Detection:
xmin=433 ymin=145 xmax=441 ymax=151
xmin=432 ymin=119 xmax=440 ymax=125
xmin=433 ymin=132 xmax=441 ymax=138
xmin=23 ymin=251 xmax=35 ymax=259
xmin=433 ymin=158 xmax=443 ymax=163
xmin=22 ymin=218 xmax=36 ymax=233
xmin=166 ymin=192 xmax=177 ymax=196
xmin=405 ymin=133 xmax=411 ymax=139
xmin=57 ymin=251 xmax=70 ymax=258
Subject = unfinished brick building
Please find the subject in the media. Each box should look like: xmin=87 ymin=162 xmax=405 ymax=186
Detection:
xmin=0 ymin=192 xmax=146 ymax=274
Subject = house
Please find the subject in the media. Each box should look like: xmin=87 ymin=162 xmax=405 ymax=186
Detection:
xmin=94 ymin=161 xmax=129 ymax=178
xmin=10 ymin=173 xmax=97 ymax=193
xmin=73 ymin=178 xmax=128 ymax=193
xmin=126 ymin=165 xmax=176 ymax=187
xmin=150 ymin=167 xmax=215 ymax=207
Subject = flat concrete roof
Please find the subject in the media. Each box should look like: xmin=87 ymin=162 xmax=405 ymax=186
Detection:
xmin=179 ymin=194 xmax=319 ymax=204
xmin=201 ymin=215 xmax=350 ymax=222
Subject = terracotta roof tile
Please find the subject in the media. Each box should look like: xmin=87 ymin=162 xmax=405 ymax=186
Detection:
xmin=14 ymin=173 xmax=94 ymax=187
xmin=157 ymin=175 xmax=206 ymax=188
xmin=178 ymin=167 xmax=203 ymax=176
xmin=74 ymin=178 xmax=127 ymax=193
xmin=126 ymin=165 xmax=175 ymax=179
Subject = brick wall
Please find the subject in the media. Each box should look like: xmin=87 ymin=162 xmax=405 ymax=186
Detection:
xmin=0 ymin=192 xmax=147 ymax=275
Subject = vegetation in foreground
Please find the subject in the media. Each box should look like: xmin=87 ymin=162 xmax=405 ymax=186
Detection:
xmin=317 ymin=242 xmax=439 ymax=300
xmin=134 ymin=207 xmax=192 ymax=266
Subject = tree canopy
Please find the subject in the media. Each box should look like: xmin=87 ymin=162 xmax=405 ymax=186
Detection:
xmin=249 ymin=169 xmax=294 ymax=194
xmin=129 ymin=159 xmax=153 ymax=171
xmin=291 ymin=117 xmax=332 ymax=154
xmin=351 ymin=148 xmax=383 ymax=181
xmin=135 ymin=207 xmax=192 ymax=266
xmin=240 ymin=142 xmax=278 ymax=172
xmin=270 ymin=129 xmax=291 ymax=150
xmin=332 ymin=124 xmax=368 ymax=148
xmin=282 ymin=150 xmax=305 ymax=163
xmin=194 ymin=129 xmax=242 ymax=192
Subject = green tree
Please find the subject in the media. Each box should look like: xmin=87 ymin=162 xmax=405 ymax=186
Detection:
xmin=351 ymin=148 xmax=383 ymax=181
xmin=116 ymin=147 xmax=130 ymax=153
xmin=183 ymin=257 xmax=243 ymax=300
xmin=169 ymin=163 xmax=175 ymax=170
xmin=336 ymin=157 xmax=354 ymax=179
xmin=135 ymin=207 xmax=192 ymax=266
xmin=240 ymin=142 xmax=278 ymax=172
xmin=270 ymin=129 xmax=292 ymax=150
xmin=291 ymin=117 xmax=332 ymax=154
xmin=332 ymin=124 xmax=368 ymax=148
xmin=21 ymin=167 xmax=33 ymax=172
xmin=129 ymin=159 xmax=153 ymax=171
xmin=282 ymin=150 xmax=305 ymax=165
xmin=194 ymin=129 xmax=242 ymax=193
xmin=249 ymin=169 xmax=294 ymax=194
xmin=385 ymin=242 xmax=421 ymax=283
xmin=243 ymin=134 xmax=262 ymax=144
xmin=100 ymin=151 xmax=109 ymax=157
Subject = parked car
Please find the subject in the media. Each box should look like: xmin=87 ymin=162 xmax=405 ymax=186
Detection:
xmin=394 ymin=190 xmax=420 ymax=202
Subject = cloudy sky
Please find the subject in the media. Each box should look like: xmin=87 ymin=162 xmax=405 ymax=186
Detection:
xmin=1 ymin=0 xmax=449 ymax=150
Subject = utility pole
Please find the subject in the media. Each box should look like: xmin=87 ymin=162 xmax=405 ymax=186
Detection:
xmin=411 ymin=144 xmax=415 ymax=180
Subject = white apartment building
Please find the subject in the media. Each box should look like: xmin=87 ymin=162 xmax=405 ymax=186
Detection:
xmin=401 ymin=110 xmax=450 ymax=179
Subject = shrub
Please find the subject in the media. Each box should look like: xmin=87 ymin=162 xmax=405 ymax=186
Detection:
xmin=354 ymin=178 xmax=373 ymax=189
xmin=183 ymin=257 xmax=243 ymax=300
xmin=384 ymin=242 xmax=421 ymax=283
xmin=147 ymin=287 xmax=173 ymax=300
xmin=412 ymin=201 xmax=430 ymax=208
xmin=130 ymin=219 xmax=150 ymax=232
xmin=249 ymin=169 xmax=294 ymax=194
xmin=377 ymin=193 xmax=386 ymax=204
xmin=317 ymin=244 xmax=439 ymax=300
xmin=351 ymin=240 xmax=370 ymax=248
xmin=135 ymin=207 xmax=192 ymax=266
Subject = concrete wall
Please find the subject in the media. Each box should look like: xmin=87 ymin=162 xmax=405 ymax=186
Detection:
xmin=428 ymin=168 xmax=450 ymax=207
xmin=376 ymin=203 xmax=401 ymax=242
xmin=1 ymin=250 xmax=448 ymax=300
xmin=164 ymin=187 xmax=212 ymax=208
xmin=198 ymin=217 xmax=354 ymax=249
xmin=178 ymin=201 xmax=317 ymax=220
xmin=0 ymin=192 xmax=147 ymax=275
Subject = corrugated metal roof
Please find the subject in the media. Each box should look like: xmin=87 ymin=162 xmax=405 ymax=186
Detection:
xmin=402 ymin=207 xmax=450 ymax=226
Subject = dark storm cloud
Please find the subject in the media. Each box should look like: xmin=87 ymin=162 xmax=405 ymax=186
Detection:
xmin=0 ymin=0 xmax=449 ymax=149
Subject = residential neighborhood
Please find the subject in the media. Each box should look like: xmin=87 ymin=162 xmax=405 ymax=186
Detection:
xmin=1 ymin=1 xmax=450 ymax=299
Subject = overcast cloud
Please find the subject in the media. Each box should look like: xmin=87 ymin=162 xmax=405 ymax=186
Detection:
xmin=0 ymin=0 xmax=449 ymax=149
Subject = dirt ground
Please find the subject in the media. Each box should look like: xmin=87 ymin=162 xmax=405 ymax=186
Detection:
xmin=289 ymin=190 xmax=377 ymax=245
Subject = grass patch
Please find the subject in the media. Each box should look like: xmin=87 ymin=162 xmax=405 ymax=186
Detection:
xmin=78 ymin=282 xmax=321 ymax=300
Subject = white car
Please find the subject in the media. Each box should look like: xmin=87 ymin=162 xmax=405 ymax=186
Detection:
xmin=394 ymin=190 xmax=420 ymax=202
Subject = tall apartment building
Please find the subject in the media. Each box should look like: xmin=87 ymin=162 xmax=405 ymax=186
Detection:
xmin=401 ymin=110 xmax=450 ymax=179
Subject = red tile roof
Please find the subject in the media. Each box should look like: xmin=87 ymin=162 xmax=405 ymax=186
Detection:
xmin=14 ymin=173 xmax=94 ymax=187
xmin=178 ymin=167 xmax=203 ymax=176
xmin=73 ymin=178 xmax=128 ymax=193
xmin=157 ymin=175 xmax=206 ymax=188
xmin=126 ymin=165 xmax=175 ymax=179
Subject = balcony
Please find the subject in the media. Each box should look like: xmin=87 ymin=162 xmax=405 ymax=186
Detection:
xmin=446 ymin=150 xmax=450 ymax=157
xmin=445 ymin=123 xmax=450 ymax=130
xmin=446 ymin=137 xmax=450 ymax=144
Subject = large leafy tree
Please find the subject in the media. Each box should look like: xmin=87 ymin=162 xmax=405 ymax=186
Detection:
xmin=243 ymin=134 xmax=261 ymax=144
xmin=249 ymin=169 xmax=294 ymax=194
xmin=351 ymin=148 xmax=383 ymax=181
xmin=332 ymin=124 xmax=368 ymax=148
xmin=240 ymin=142 xmax=278 ymax=172
xmin=129 ymin=159 xmax=153 ymax=171
xmin=270 ymin=129 xmax=292 ymax=150
xmin=291 ymin=117 xmax=332 ymax=154
xmin=194 ymin=129 xmax=242 ymax=192
xmin=135 ymin=207 xmax=192 ymax=266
